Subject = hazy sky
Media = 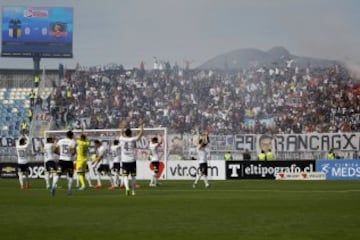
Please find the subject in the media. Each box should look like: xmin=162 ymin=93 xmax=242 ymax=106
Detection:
xmin=0 ymin=0 xmax=360 ymax=69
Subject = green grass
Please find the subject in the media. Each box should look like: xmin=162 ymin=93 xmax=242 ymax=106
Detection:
xmin=0 ymin=179 xmax=359 ymax=240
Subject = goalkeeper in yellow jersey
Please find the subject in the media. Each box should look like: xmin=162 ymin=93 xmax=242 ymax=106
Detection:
xmin=76 ymin=132 xmax=90 ymax=190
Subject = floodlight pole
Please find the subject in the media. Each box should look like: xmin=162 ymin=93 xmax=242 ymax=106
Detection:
xmin=33 ymin=53 xmax=41 ymax=76
xmin=32 ymin=53 xmax=41 ymax=89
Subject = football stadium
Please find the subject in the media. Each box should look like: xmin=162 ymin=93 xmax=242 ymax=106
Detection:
xmin=0 ymin=1 xmax=360 ymax=240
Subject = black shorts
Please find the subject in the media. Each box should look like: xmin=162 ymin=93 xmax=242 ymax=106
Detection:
xmin=199 ymin=162 xmax=208 ymax=176
xmin=112 ymin=162 xmax=121 ymax=172
xmin=45 ymin=161 xmax=57 ymax=172
xmin=17 ymin=164 xmax=30 ymax=174
xmin=122 ymin=162 xmax=136 ymax=176
xmin=97 ymin=164 xmax=111 ymax=174
xmin=150 ymin=161 xmax=159 ymax=173
xmin=58 ymin=160 xmax=74 ymax=177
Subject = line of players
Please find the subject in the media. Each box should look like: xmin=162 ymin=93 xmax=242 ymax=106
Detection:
xmin=16 ymin=119 xmax=163 ymax=196
xmin=16 ymin=121 xmax=211 ymax=192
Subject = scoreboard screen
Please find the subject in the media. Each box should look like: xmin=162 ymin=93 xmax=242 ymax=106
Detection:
xmin=1 ymin=6 xmax=73 ymax=58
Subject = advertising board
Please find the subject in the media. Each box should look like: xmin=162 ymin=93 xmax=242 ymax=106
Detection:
xmin=2 ymin=6 xmax=73 ymax=57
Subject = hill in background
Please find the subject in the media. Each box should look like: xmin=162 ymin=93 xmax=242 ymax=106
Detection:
xmin=197 ymin=46 xmax=340 ymax=70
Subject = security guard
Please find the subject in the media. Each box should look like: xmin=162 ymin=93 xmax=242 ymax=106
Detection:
xmin=21 ymin=121 xmax=28 ymax=135
xmin=29 ymin=89 xmax=36 ymax=107
xmin=328 ymin=149 xmax=336 ymax=160
xmin=224 ymin=151 xmax=233 ymax=161
xmin=66 ymin=88 xmax=72 ymax=99
xmin=28 ymin=108 xmax=33 ymax=123
xmin=258 ymin=150 xmax=266 ymax=161
xmin=34 ymin=75 xmax=40 ymax=88
xmin=265 ymin=149 xmax=273 ymax=161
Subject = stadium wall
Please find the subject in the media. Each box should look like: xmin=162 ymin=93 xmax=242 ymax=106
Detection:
xmin=1 ymin=160 xmax=360 ymax=180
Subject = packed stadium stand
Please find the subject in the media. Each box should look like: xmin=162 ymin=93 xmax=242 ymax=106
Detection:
xmin=0 ymin=63 xmax=359 ymax=161
xmin=1 ymin=63 xmax=360 ymax=136
xmin=50 ymin=63 xmax=360 ymax=135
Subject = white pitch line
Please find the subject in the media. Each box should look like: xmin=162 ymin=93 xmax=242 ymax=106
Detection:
xmin=7 ymin=188 xmax=360 ymax=193
xmin=146 ymin=189 xmax=360 ymax=193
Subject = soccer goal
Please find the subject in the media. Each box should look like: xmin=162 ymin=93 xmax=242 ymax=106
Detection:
xmin=44 ymin=128 xmax=167 ymax=162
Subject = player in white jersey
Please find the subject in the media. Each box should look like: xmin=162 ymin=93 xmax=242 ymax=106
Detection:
xmin=51 ymin=130 xmax=76 ymax=196
xmin=119 ymin=119 xmax=144 ymax=196
xmin=193 ymin=131 xmax=211 ymax=188
xmin=110 ymin=139 xmax=123 ymax=189
xmin=43 ymin=137 xmax=58 ymax=189
xmin=148 ymin=135 xmax=162 ymax=187
xmin=16 ymin=135 xmax=31 ymax=189
xmin=91 ymin=140 xmax=114 ymax=189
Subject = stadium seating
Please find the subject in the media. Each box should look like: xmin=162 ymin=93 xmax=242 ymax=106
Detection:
xmin=0 ymin=87 xmax=34 ymax=138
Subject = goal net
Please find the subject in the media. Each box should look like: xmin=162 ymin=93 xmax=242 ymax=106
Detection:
xmin=44 ymin=128 xmax=167 ymax=162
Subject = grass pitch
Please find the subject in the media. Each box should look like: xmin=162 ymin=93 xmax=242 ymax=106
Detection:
xmin=0 ymin=179 xmax=359 ymax=240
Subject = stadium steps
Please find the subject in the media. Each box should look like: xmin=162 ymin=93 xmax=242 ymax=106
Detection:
xmin=0 ymin=87 xmax=50 ymax=138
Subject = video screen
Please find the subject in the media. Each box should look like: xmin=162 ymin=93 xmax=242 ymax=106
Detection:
xmin=1 ymin=6 xmax=73 ymax=58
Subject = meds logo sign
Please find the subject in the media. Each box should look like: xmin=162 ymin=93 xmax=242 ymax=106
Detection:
xmin=320 ymin=163 xmax=331 ymax=174
xmin=316 ymin=160 xmax=360 ymax=180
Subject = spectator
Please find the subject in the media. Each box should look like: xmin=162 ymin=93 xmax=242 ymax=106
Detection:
xmin=258 ymin=150 xmax=266 ymax=161
xmin=265 ymin=149 xmax=274 ymax=161
xmin=29 ymin=89 xmax=36 ymax=107
xmin=328 ymin=149 xmax=336 ymax=160
xmin=224 ymin=151 xmax=233 ymax=161
xmin=243 ymin=149 xmax=251 ymax=161
xmin=21 ymin=120 xmax=28 ymax=135
xmin=34 ymin=75 xmax=40 ymax=88
xmin=28 ymin=109 xmax=33 ymax=123
xmin=49 ymin=62 xmax=359 ymax=135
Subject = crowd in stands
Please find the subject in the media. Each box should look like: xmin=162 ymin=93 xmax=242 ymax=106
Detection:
xmin=49 ymin=61 xmax=360 ymax=135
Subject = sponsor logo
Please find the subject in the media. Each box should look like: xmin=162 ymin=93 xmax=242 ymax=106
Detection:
xmin=24 ymin=9 xmax=48 ymax=18
xmin=275 ymin=172 xmax=326 ymax=180
xmin=29 ymin=166 xmax=45 ymax=179
xmin=2 ymin=166 xmax=16 ymax=173
xmin=149 ymin=162 xmax=165 ymax=178
xmin=0 ymin=163 xmax=46 ymax=179
xmin=306 ymin=172 xmax=326 ymax=180
xmin=316 ymin=160 xmax=360 ymax=180
xmin=228 ymin=163 xmax=313 ymax=178
xmin=166 ymin=160 xmax=225 ymax=180
xmin=0 ymin=164 xmax=17 ymax=178
xmin=226 ymin=161 xmax=315 ymax=179
xmin=320 ymin=163 xmax=331 ymax=174
xmin=244 ymin=163 xmax=313 ymax=177
xmin=228 ymin=163 xmax=241 ymax=178
xmin=169 ymin=164 xmax=219 ymax=178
